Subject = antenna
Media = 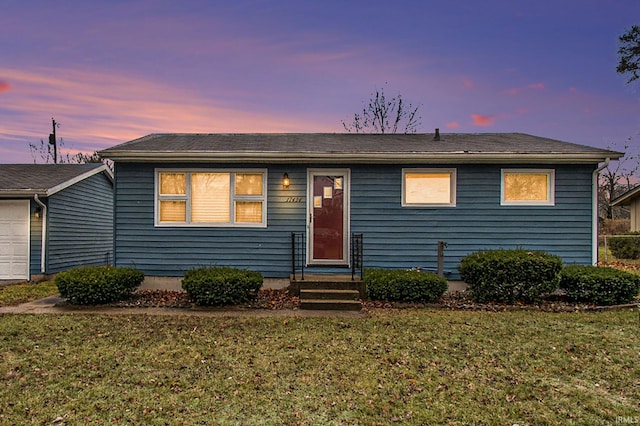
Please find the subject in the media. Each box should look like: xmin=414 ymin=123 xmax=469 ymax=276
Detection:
xmin=48 ymin=118 xmax=59 ymax=164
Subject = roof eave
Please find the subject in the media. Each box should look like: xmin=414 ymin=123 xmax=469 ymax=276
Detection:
xmin=611 ymin=185 xmax=640 ymax=206
xmin=0 ymin=190 xmax=46 ymax=198
xmin=99 ymin=150 xmax=621 ymax=164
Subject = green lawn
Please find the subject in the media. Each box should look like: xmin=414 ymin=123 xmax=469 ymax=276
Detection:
xmin=0 ymin=281 xmax=58 ymax=307
xmin=1 ymin=310 xmax=638 ymax=425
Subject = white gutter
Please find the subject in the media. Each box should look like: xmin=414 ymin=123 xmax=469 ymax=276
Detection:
xmin=593 ymin=158 xmax=610 ymax=265
xmin=33 ymin=194 xmax=47 ymax=274
xmin=100 ymin=151 xmax=619 ymax=164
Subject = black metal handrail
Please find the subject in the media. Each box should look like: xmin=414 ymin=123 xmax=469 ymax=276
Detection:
xmin=291 ymin=232 xmax=305 ymax=280
xmin=351 ymin=233 xmax=363 ymax=281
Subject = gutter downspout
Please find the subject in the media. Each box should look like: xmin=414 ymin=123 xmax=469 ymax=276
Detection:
xmin=33 ymin=194 xmax=47 ymax=274
xmin=593 ymin=158 xmax=610 ymax=265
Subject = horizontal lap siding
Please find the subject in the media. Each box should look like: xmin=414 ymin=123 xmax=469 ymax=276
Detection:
xmin=114 ymin=163 xmax=306 ymax=277
xmin=46 ymin=173 xmax=114 ymax=273
xmin=351 ymin=164 xmax=594 ymax=279
xmin=115 ymin=163 xmax=595 ymax=279
xmin=29 ymin=200 xmax=43 ymax=276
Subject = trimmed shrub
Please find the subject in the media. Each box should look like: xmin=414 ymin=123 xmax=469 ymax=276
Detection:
xmin=559 ymin=265 xmax=640 ymax=305
xmin=608 ymin=232 xmax=640 ymax=260
xmin=55 ymin=266 xmax=144 ymax=305
xmin=365 ymin=269 xmax=448 ymax=303
xmin=459 ymin=249 xmax=562 ymax=303
xmin=182 ymin=266 xmax=263 ymax=306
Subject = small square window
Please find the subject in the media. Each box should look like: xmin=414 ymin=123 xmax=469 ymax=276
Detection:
xmin=501 ymin=169 xmax=555 ymax=206
xmin=402 ymin=169 xmax=456 ymax=207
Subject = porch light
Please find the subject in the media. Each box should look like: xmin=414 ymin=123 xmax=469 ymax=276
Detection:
xmin=34 ymin=207 xmax=42 ymax=219
xmin=282 ymin=172 xmax=290 ymax=189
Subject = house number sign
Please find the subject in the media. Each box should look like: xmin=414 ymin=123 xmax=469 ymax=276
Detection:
xmin=286 ymin=197 xmax=303 ymax=203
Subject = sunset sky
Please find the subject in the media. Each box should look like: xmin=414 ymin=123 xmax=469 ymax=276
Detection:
xmin=1 ymin=0 xmax=639 ymax=163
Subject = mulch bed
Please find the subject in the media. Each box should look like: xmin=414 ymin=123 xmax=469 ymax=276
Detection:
xmin=111 ymin=288 xmax=639 ymax=312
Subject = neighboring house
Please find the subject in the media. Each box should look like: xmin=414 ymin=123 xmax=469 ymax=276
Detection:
xmin=99 ymin=132 xmax=620 ymax=288
xmin=0 ymin=164 xmax=114 ymax=281
xmin=611 ymin=185 xmax=640 ymax=231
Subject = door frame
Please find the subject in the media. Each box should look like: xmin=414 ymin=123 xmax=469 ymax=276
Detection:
xmin=0 ymin=200 xmax=30 ymax=280
xmin=306 ymin=168 xmax=351 ymax=266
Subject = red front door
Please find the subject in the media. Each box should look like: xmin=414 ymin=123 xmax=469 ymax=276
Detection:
xmin=308 ymin=170 xmax=349 ymax=265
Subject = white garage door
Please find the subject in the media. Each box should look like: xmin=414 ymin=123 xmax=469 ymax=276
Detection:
xmin=0 ymin=200 xmax=29 ymax=280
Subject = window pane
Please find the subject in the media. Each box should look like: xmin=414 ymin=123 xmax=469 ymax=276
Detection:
xmin=159 ymin=200 xmax=186 ymax=222
xmin=191 ymin=173 xmax=230 ymax=222
xmin=405 ymin=173 xmax=451 ymax=204
xmin=235 ymin=173 xmax=263 ymax=195
xmin=504 ymin=173 xmax=548 ymax=201
xmin=160 ymin=173 xmax=186 ymax=195
xmin=236 ymin=201 xmax=263 ymax=223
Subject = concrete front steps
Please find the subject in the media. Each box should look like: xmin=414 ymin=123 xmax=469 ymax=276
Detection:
xmin=290 ymin=274 xmax=364 ymax=311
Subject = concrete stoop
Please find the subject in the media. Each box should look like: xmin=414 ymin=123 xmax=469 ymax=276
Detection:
xmin=291 ymin=275 xmax=364 ymax=311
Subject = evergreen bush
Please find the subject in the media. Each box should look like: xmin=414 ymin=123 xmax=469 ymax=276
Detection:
xmin=55 ymin=265 xmax=144 ymax=305
xmin=182 ymin=266 xmax=263 ymax=306
xmin=559 ymin=265 xmax=640 ymax=305
xmin=365 ymin=269 xmax=448 ymax=302
xmin=608 ymin=232 xmax=640 ymax=259
xmin=459 ymin=249 xmax=562 ymax=303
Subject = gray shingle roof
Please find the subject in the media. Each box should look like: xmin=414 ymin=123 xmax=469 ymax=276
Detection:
xmin=0 ymin=163 xmax=110 ymax=197
xmin=98 ymin=133 xmax=622 ymax=164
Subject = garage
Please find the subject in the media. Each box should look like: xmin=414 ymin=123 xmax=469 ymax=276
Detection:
xmin=0 ymin=200 xmax=29 ymax=280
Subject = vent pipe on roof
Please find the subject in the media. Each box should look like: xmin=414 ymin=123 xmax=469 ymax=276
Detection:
xmin=433 ymin=128 xmax=440 ymax=141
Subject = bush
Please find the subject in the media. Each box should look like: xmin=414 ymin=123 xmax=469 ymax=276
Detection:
xmin=608 ymin=232 xmax=640 ymax=259
xmin=459 ymin=249 xmax=562 ymax=303
xmin=600 ymin=219 xmax=630 ymax=235
xmin=559 ymin=265 xmax=640 ymax=305
xmin=182 ymin=266 xmax=263 ymax=306
xmin=365 ymin=269 xmax=448 ymax=303
xmin=55 ymin=266 xmax=144 ymax=305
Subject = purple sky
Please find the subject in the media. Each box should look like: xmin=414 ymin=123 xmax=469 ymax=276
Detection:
xmin=1 ymin=0 xmax=639 ymax=163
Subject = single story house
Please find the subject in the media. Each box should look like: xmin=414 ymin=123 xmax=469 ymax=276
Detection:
xmin=99 ymin=132 xmax=621 ymax=289
xmin=611 ymin=185 xmax=640 ymax=231
xmin=0 ymin=164 xmax=114 ymax=282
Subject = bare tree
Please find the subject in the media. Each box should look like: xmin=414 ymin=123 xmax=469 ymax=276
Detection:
xmin=599 ymin=137 xmax=639 ymax=219
xmin=617 ymin=25 xmax=640 ymax=84
xmin=30 ymin=120 xmax=108 ymax=166
xmin=342 ymin=85 xmax=421 ymax=133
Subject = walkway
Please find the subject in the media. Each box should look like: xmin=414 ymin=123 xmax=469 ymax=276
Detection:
xmin=0 ymin=296 xmax=367 ymax=318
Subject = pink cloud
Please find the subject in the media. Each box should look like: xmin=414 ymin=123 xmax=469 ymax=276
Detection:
xmin=471 ymin=114 xmax=496 ymax=127
xmin=517 ymin=107 xmax=528 ymax=114
xmin=0 ymin=80 xmax=10 ymax=93
xmin=463 ymin=78 xmax=473 ymax=89
xmin=446 ymin=121 xmax=460 ymax=129
xmin=505 ymin=83 xmax=544 ymax=95
xmin=569 ymin=87 xmax=577 ymax=93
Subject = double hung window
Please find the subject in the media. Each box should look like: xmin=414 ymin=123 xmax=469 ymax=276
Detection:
xmin=156 ymin=169 xmax=267 ymax=226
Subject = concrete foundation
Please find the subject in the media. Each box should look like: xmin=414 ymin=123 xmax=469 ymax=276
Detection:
xmin=140 ymin=276 xmax=292 ymax=292
xmin=139 ymin=276 xmax=467 ymax=293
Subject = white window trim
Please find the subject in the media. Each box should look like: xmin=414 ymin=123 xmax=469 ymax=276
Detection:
xmin=401 ymin=168 xmax=457 ymax=207
xmin=154 ymin=168 xmax=268 ymax=227
xmin=500 ymin=168 xmax=555 ymax=206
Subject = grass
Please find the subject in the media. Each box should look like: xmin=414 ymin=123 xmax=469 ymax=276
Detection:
xmin=0 ymin=281 xmax=58 ymax=307
xmin=1 ymin=309 xmax=638 ymax=425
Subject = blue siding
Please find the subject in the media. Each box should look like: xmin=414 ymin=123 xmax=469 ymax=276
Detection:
xmin=351 ymin=164 xmax=594 ymax=279
xmin=29 ymin=199 xmax=44 ymax=276
xmin=45 ymin=172 xmax=114 ymax=273
xmin=113 ymin=163 xmax=596 ymax=279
